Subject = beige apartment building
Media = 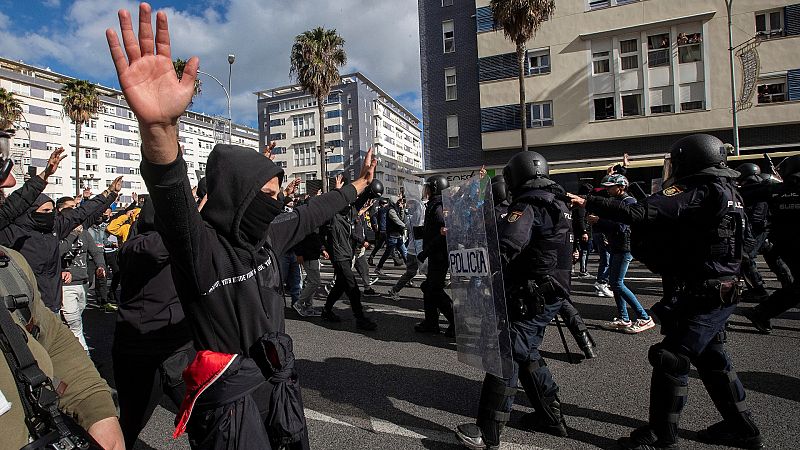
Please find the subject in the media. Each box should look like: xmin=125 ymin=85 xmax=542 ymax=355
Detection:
xmin=419 ymin=0 xmax=800 ymax=186
xmin=0 ymin=57 xmax=259 ymax=202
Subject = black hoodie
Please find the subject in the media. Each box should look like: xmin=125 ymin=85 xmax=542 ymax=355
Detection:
xmin=0 ymin=191 xmax=116 ymax=311
xmin=140 ymin=145 xmax=357 ymax=356
xmin=115 ymin=200 xmax=192 ymax=355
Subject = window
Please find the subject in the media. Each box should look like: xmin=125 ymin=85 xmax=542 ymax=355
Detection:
xmin=681 ymin=101 xmax=704 ymax=111
xmin=269 ymin=133 xmax=286 ymax=141
xmin=443 ymin=20 xmax=455 ymax=53
xmin=677 ymin=32 xmax=703 ymax=63
xmin=292 ymin=114 xmax=315 ymax=138
xmin=326 ymin=109 xmax=341 ymax=119
xmin=445 ymin=68 xmax=457 ymax=100
xmin=592 ymin=51 xmax=610 ymax=74
xmin=756 ymin=10 xmax=783 ymax=37
xmin=529 ymin=102 xmax=553 ymax=128
xmin=528 ymin=49 xmax=551 ymax=75
xmin=589 ymin=0 xmax=609 ymax=8
xmin=621 ymin=93 xmax=642 ymax=116
xmin=269 ymin=118 xmax=285 ymax=127
xmin=446 ymin=115 xmax=459 ymax=148
xmin=594 ymin=97 xmax=615 ymax=120
xmin=442 ymin=0 xmax=453 ymax=6
xmin=679 ymin=82 xmax=705 ymax=111
xmin=647 ymin=33 xmax=670 ymax=67
xmin=649 ymin=86 xmax=674 ymax=114
xmin=105 ymin=166 xmax=116 ymax=174
xmin=757 ymin=77 xmax=787 ymax=104
xmin=619 ymin=39 xmax=639 ymax=70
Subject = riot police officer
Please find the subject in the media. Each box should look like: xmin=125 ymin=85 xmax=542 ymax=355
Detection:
xmin=491 ymin=174 xmax=596 ymax=359
xmin=570 ymin=134 xmax=761 ymax=449
xmin=416 ymin=175 xmax=455 ymax=336
xmin=456 ymin=152 xmax=570 ymax=449
xmin=742 ymin=155 xmax=800 ymax=334
xmin=736 ymin=163 xmax=771 ymax=301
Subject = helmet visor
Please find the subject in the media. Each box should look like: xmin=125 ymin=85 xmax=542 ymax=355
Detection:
xmin=661 ymin=154 xmax=675 ymax=188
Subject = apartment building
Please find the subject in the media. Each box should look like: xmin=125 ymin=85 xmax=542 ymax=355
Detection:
xmin=419 ymin=0 xmax=800 ymax=185
xmin=0 ymin=57 xmax=258 ymax=202
xmin=255 ymin=73 xmax=423 ymax=196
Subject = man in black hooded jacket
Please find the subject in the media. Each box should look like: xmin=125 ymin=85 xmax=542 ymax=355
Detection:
xmin=0 ymin=176 xmax=121 ymax=312
xmin=107 ymin=5 xmax=379 ymax=448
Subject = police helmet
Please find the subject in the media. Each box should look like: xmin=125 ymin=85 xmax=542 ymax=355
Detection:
xmin=378 ymin=197 xmax=389 ymax=205
xmin=503 ymin=151 xmax=550 ymax=194
xmin=366 ymin=179 xmax=384 ymax=199
xmin=668 ymin=134 xmax=739 ymax=181
xmin=425 ymin=175 xmax=449 ymax=196
xmin=490 ymin=175 xmax=508 ymax=205
xmin=735 ymin=163 xmax=762 ymax=186
xmin=778 ymin=155 xmax=800 ymax=180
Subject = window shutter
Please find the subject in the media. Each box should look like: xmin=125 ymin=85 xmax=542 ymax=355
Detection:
xmin=785 ymin=5 xmax=800 ymax=36
xmin=481 ymin=105 xmax=522 ymax=132
xmin=788 ymin=69 xmax=800 ymax=101
xmin=476 ymin=7 xmax=494 ymax=32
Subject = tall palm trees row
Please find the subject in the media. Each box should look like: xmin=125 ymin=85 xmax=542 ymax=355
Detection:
xmin=1 ymin=1 xmax=552 ymax=195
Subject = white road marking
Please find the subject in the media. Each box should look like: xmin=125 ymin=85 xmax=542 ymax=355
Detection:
xmin=305 ymin=408 xmax=550 ymax=449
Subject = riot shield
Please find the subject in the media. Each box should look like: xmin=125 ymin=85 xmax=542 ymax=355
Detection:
xmin=442 ymin=176 xmax=513 ymax=379
xmin=403 ymin=181 xmax=426 ymax=273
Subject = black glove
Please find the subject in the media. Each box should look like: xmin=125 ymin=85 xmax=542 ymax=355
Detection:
xmin=417 ymin=250 xmax=427 ymax=263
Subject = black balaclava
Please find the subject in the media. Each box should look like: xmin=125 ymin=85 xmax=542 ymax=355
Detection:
xmin=31 ymin=211 xmax=55 ymax=232
xmin=239 ymin=191 xmax=284 ymax=245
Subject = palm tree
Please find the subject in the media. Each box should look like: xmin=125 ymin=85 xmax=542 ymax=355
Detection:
xmin=0 ymin=88 xmax=23 ymax=131
xmin=173 ymin=58 xmax=202 ymax=99
xmin=490 ymin=0 xmax=555 ymax=152
xmin=290 ymin=27 xmax=347 ymax=192
xmin=173 ymin=58 xmax=202 ymax=141
xmin=61 ymin=79 xmax=100 ymax=196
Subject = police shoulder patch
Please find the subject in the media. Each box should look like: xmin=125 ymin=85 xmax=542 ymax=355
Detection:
xmin=662 ymin=185 xmax=684 ymax=197
xmin=507 ymin=211 xmax=523 ymax=222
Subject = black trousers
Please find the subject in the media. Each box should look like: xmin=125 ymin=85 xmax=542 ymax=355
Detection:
xmin=325 ymin=260 xmax=365 ymax=317
xmin=420 ymin=262 xmax=454 ymax=325
xmin=113 ymin=342 xmax=194 ymax=449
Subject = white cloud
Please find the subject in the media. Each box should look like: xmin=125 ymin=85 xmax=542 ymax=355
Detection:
xmin=2 ymin=0 xmax=422 ymax=126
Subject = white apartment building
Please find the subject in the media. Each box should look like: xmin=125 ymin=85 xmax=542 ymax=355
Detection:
xmin=0 ymin=57 xmax=258 ymax=203
xmin=256 ymin=73 xmax=423 ymax=196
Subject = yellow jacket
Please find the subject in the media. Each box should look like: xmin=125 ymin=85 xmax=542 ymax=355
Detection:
xmin=107 ymin=208 xmax=140 ymax=243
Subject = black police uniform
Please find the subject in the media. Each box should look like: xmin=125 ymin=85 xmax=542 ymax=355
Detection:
xmin=463 ymin=183 xmax=573 ymax=449
xmin=742 ymin=155 xmax=800 ymax=333
xmin=586 ymin=171 xmax=761 ymax=448
xmin=417 ymin=191 xmax=455 ymax=334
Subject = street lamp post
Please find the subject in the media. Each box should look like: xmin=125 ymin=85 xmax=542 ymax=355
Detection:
xmin=227 ymin=54 xmax=235 ymax=144
xmin=726 ymin=0 xmax=741 ymax=156
xmin=196 ymin=70 xmax=231 ymax=144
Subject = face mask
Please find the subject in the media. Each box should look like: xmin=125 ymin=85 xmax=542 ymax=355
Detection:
xmin=239 ymin=191 xmax=284 ymax=245
xmin=30 ymin=211 xmax=55 ymax=232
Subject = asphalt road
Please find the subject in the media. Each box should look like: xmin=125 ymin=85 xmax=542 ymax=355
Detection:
xmin=83 ymin=256 xmax=800 ymax=450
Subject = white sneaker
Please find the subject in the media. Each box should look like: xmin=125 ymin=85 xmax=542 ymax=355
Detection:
xmin=594 ymin=282 xmax=612 ymax=297
xmin=601 ymin=318 xmax=632 ymax=331
xmin=369 ymin=277 xmax=379 ymax=286
xmin=293 ymin=303 xmax=308 ymax=317
xmin=625 ymin=318 xmax=655 ymax=334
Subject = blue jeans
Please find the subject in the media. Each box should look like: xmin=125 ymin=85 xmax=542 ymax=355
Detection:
xmin=279 ymin=252 xmax=302 ymax=305
xmin=608 ymin=251 xmax=648 ymax=322
xmin=593 ymin=235 xmax=610 ymax=284
xmin=377 ymin=235 xmax=407 ymax=269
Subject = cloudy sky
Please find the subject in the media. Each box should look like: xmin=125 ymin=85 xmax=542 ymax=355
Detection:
xmin=0 ymin=0 xmax=422 ymax=128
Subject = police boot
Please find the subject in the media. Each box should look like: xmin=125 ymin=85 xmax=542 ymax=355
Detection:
xmin=625 ymin=371 xmax=686 ymax=449
xmin=573 ymin=330 xmax=597 ymax=359
xmin=517 ymin=360 xmax=568 ymax=438
xmin=742 ymin=286 xmax=769 ymax=303
xmin=455 ymin=374 xmax=514 ymax=449
xmin=696 ymin=368 xmax=763 ymax=449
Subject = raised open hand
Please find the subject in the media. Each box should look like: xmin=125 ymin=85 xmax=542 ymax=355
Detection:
xmin=40 ymin=147 xmax=67 ymax=180
xmin=334 ymin=174 xmax=344 ymax=190
xmin=263 ymin=141 xmax=277 ymax=160
xmin=106 ymin=3 xmax=197 ymax=162
xmin=109 ymin=176 xmax=124 ymax=194
xmin=283 ymin=177 xmax=302 ymax=197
